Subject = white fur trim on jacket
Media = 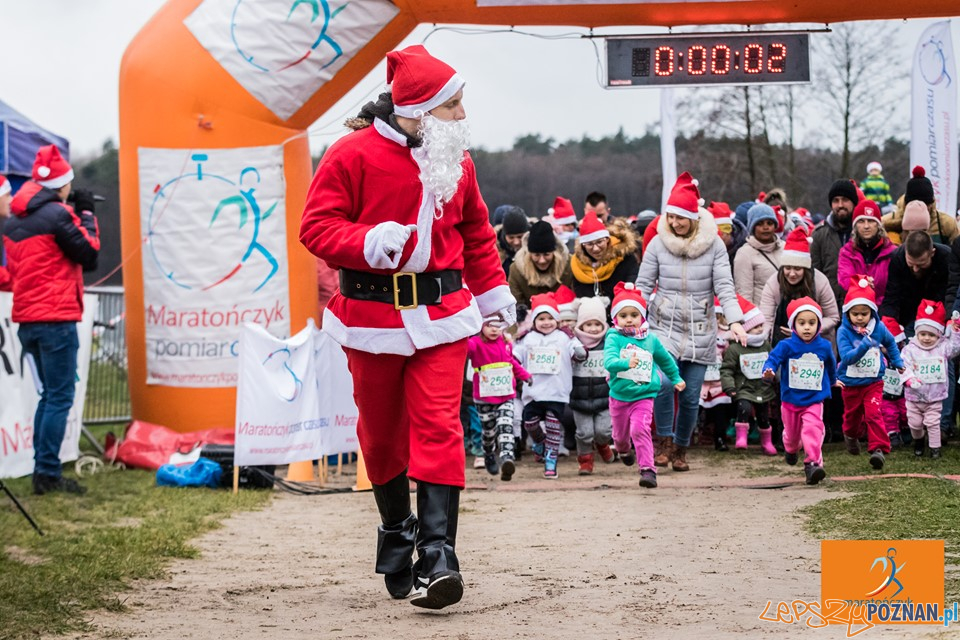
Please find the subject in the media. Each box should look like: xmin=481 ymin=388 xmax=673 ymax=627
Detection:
xmin=322 ymin=308 xmax=417 ymax=355
xmin=393 ymin=74 xmax=466 ymax=118
xmin=474 ymin=285 xmax=515 ymax=317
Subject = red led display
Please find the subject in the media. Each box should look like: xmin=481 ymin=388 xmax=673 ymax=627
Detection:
xmin=688 ymin=45 xmax=707 ymax=75
xmin=655 ymin=46 xmax=674 ymax=76
xmin=711 ymin=44 xmax=731 ymax=74
xmin=744 ymin=43 xmax=763 ymax=73
xmin=768 ymin=43 xmax=787 ymax=73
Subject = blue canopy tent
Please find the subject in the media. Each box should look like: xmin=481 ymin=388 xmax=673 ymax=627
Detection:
xmin=0 ymin=99 xmax=69 ymax=192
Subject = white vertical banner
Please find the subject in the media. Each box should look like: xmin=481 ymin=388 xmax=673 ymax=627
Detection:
xmin=0 ymin=293 xmax=96 ymax=479
xmin=911 ymin=21 xmax=958 ymax=219
xmin=660 ymin=88 xmax=678 ymax=212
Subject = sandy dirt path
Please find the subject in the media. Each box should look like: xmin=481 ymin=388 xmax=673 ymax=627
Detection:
xmin=73 ymin=453 xmax=951 ymax=640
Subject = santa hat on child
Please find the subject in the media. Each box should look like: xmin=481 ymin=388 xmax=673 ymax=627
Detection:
xmin=842 ymin=276 xmax=877 ymax=313
xmin=32 ymin=145 xmax=73 ymax=190
xmin=0 ymin=175 xmax=10 ymax=198
xmin=714 ymin=296 xmax=723 ymax=315
xmin=576 ymin=296 xmax=609 ymax=331
xmin=482 ymin=313 xmax=503 ymax=327
xmin=787 ymin=297 xmax=823 ymax=329
xmin=867 ymin=161 xmax=883 ymax=174
xmin=663 ymin=172 xmax=704 ymax=220
xmin=915 ymin=300 xmax=946 ymax=335
xmin=881 ymin=317 xmax=906 ymax=343
xmin=737 ymin=295 xmax=765 ymax=332
xmin=530 ymin=292 xmax=561 ymax=322
xmin=780 ymin=227 xmax=812 ymax=269
xmin=611 ymin=282 xmax=647 ymax=318
xmin=387 ymin=45 xmax=465 ymax=119
xmin=707 ymin=201 xmax=733 ymax=227
xmin=578 ymin=210 xmax=609 ymax=244
xmin=549 ymin=197 xmax=578 ymax=226
xmin=554 ymin=285 xmax=578 ymax=322
xmin=852 ymin=199 xmax=882 ymax=226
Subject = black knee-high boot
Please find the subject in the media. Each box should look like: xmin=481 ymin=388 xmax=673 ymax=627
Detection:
xmin=410 ymin=481 xmax=463 ymax=609
xmin=372 ymin=471 xmax=417 ymax=599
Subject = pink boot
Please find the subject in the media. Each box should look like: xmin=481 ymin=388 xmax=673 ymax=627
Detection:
xmin=758 ymin=428 xmax=777 ymax=456
xmin=735 ymin=422 xmax=749 ymax=449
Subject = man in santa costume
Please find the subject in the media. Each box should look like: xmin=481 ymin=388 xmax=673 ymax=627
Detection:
xmin=300 ymin=45 xmax=515 ymax=610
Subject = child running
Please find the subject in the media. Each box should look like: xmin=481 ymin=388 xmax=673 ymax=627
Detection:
xmin=899 ymin=301 xmax=960 ymax=459
xmin=570 ymin=296 xmax=615 ymax=475
xmin=762 ymin=297 xmax=838 ymax=485
xmin=467 ymin=316 xmax=533 ymax=481
xmin=514 ymin=292 xmax=586 ymax=478
xmin=604 ymin=283 xmax=685 ymax=489
xmin=836 ymin=277 xmax=904 ymax=471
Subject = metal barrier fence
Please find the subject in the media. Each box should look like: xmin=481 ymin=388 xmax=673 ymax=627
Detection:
xmin=84 ymin=286 xmax=131 ymax=424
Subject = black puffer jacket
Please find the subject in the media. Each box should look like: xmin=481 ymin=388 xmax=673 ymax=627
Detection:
xmin=569 ymin=347 xmax=609 ymax=413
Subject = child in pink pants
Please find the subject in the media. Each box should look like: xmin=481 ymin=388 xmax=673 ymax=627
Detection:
xmin=879 ymin=317 xmax=909 ymax=448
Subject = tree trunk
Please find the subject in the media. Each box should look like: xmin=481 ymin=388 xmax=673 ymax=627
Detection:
xmin=743 ymin=87 xmax=757 ymax=194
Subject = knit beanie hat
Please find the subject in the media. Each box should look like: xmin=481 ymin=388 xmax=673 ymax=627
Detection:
xmin=842 ymin=276 xmax=877 ymax=313
xmin=787 ymin=296 xmax=823 ymax=329
xmin=881 ymin=316 xmax=906 ymax=343
xmin=555 ymin=285 xmax=578 ymax=321
xmin=32 ymin=145 xmax=74 ymax=190
xmin=852 ymin=199 xmax=882 ymax=226
xmin=915 ymin=299 xmax=946 ymax=335
xmin=737 ymin=294 xmax=765 ymax=332
xmin=530 ymin=292 xmax=560 ymax=322
xmin=578 ymin=210 xmax=610 ymax=244
xmin=550 ymin=197 xmax=578 ymax=226
xmin=905 ymin=166 xmax=935 ymax=205
xmin=576 ymin=296 xmax=608 ymax=330
xmin=387 ymin=44 xmax=464 ymax=118
xmin=500 ymin=206 xmax=529 ymax=235
xmin=746 ymin=203 xmax=778 ymax=235
xmin=611 ymin=282 xmax=646 ymax=318
xmin=734 ymin=201 xmax=753 ymax=227
xmin=636 ymin=209 xmax=657 ymax=224
xmin=902 ymin=200 xmax=930 ymax=232
xmin=0 ymin=175 xmax=10 ymax=198
xmin=663 ymin=172 xmax=704 ymax=220
xmin=526 ymin=220 xmax=556 ymax=254
xmin=780 ymin=228 xmax=812 ymax=269
xmin=827 ymin=179 xmax=859 ymax=206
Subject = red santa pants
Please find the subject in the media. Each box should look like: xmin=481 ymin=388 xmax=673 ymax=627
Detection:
xmin=841 ymin=381 xmax=890 ymax=453
xmin=344 ymin=339 xmax=468 ymax=488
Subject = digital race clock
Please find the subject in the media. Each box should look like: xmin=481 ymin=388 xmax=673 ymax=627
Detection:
xmin=606 ymin=33 xmax=810 ymax=87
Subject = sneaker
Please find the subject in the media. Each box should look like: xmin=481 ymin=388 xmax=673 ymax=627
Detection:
xmin=784 ymin=451 xmax=799 ymax=466
xmin=595 ymin=443 xmax=615 ymax=464
xmin=869 ymin=449 xmax=885 ymax=470
xmin=483 ymin=453 xmax=499 ymax=475
xmin=804 ymin=462 xmax=826 ymax=486
xmin=930 ymin=447 xmax=942 ymax=459
xmin=499 ymin=458 xmax=515 ymax=481
xmin=32 ymin=474 xmax=86 ymax=496
xmin=619 ymin=449 xmax=636 ymax=467
xmin=638 ymin=468 xmax=658 ymax=489
xmin=473 ymin=456 xmax=485 ymax=469
xmin=889 ymin=431 xmax=903 ymax=449
xmin=543 ymin=451 xmax=558 ymax=479
xmin=914 ymin=437 xmax=926 ymax=458
xmin=844 ymin=435 xmax=861 ymax=455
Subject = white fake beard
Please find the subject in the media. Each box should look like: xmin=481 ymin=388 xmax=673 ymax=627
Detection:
xmin=417 ymin=114 xmax=470 ymax=212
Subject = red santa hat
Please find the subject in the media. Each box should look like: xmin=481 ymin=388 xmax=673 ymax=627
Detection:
xmin=663 ymin=171 xmax=704 ymax=220
xmin=578 ymin=209 xmax=609 ymax=244
xmin=0 ymin=174 xmax=10 ymax=198
xmin=32 ymin=145 xmax=74 ymax=190
xmin=915 ymin=299 xmax=946 ymax=335
xmin=549 ymin=197 xmax=578 ymax=226
xmin=881 ymin=317 xmax=906 ymax=343
xmin=866 ymin=161 xmax=882 ymax=174
xmin=387 ymin=45 xmax=465 ymax=119
xmin=714 ymin=296 xmax=723 ymax=315
xmin=853 ymin=180 xmax=866 ymax=204
xmin=530 ymin=292 xmax=561 ymax=322
xmin=707 ymin=201 xmax=733 ymax=226
xmin=842 ymin=275 xmax=877 ymax=313
xmin=780 ymin=227 xmax=812 ymax=269
xmin=852 ymin=199 xmax=882 ymax=226
xmin=737 ymin=294 xmax=765 ymax=332
xmin=554 ymin=285 xmax=578 ymax=321
xmin=611 ymin=282 xmax=646 ymax=319
xmin=787 ymin=296 xmax=823 ymax=329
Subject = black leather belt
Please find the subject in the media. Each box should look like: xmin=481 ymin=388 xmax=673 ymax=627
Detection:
xmin=339 ymin=269 xmax=463 ymax=310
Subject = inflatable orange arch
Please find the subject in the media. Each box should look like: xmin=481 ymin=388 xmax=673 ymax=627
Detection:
xmin=119 ymin=0 xmax=954 ymax=432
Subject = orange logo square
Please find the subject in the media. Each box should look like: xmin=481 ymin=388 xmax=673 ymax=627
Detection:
xmin=821 ymin=540 xmax=944 ymax=625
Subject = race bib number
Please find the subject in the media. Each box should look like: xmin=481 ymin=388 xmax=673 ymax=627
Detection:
xmin=788 ymin=354 xmax=824 ymax=391
xmin=915 ymin=357 xmax=947 ymax=384
xmin=882 ymin=368 xmax=903 ymax=396
xmin=478 ymin=363 xmax=514 ymax=397
xmin=704 ymin=361 xmax=721 ymax=381
xmin=617 ymin=346 xmax=653 ymax=384
xmin=739 ymin=352 xmax=768 ymax=380
xmin=573 ymin=350 xmax=605 ymax=377
xmin=527 ymin=346 xmax=561 ymax=375
xmin=848 ymin=347 xmax=881 ymax=379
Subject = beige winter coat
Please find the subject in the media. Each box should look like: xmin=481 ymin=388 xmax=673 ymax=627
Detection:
xmin=733 ymin=235 xmax=783 ymax=306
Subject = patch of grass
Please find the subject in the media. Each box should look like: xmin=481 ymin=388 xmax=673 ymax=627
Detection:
xmin=0 ymin=467 xmax=271 ymax=639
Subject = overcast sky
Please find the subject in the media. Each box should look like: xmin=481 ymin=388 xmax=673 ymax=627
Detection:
xmin=0 ymin=2 xmax=953 ymax=158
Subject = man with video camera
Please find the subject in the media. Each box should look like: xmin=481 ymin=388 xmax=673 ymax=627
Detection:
xmin=3 ymin=145 xmax=100 ymax=495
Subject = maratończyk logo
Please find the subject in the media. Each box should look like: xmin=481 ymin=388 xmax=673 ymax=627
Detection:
xmin=866 ymin=547 xmax=904 ymax=599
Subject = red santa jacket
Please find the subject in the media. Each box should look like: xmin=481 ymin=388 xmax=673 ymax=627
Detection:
xmin=299 ymin=119 xmax=513 ymax=355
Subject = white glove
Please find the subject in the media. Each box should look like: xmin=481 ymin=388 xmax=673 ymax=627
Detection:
xmin=497 ymin=303 xmax=518 ymax=328
xmin=363 ymin=222 xmax=417 ymax=270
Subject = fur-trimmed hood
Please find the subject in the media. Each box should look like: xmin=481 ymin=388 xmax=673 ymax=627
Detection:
xmin=513 ymin=238 xmax=570 ymax=289
xmin=572 ymin=217 xmax=638 ymax=267
xmin=656 ymin=209 xmax=719 ymax=259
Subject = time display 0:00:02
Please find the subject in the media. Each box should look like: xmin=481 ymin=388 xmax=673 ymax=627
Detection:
xmin=654 ymin=43 xmax=787 ymax=76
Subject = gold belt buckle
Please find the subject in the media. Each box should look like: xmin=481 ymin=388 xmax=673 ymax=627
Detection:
xmin=392 ymin=272 xmax=418 ymax=310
